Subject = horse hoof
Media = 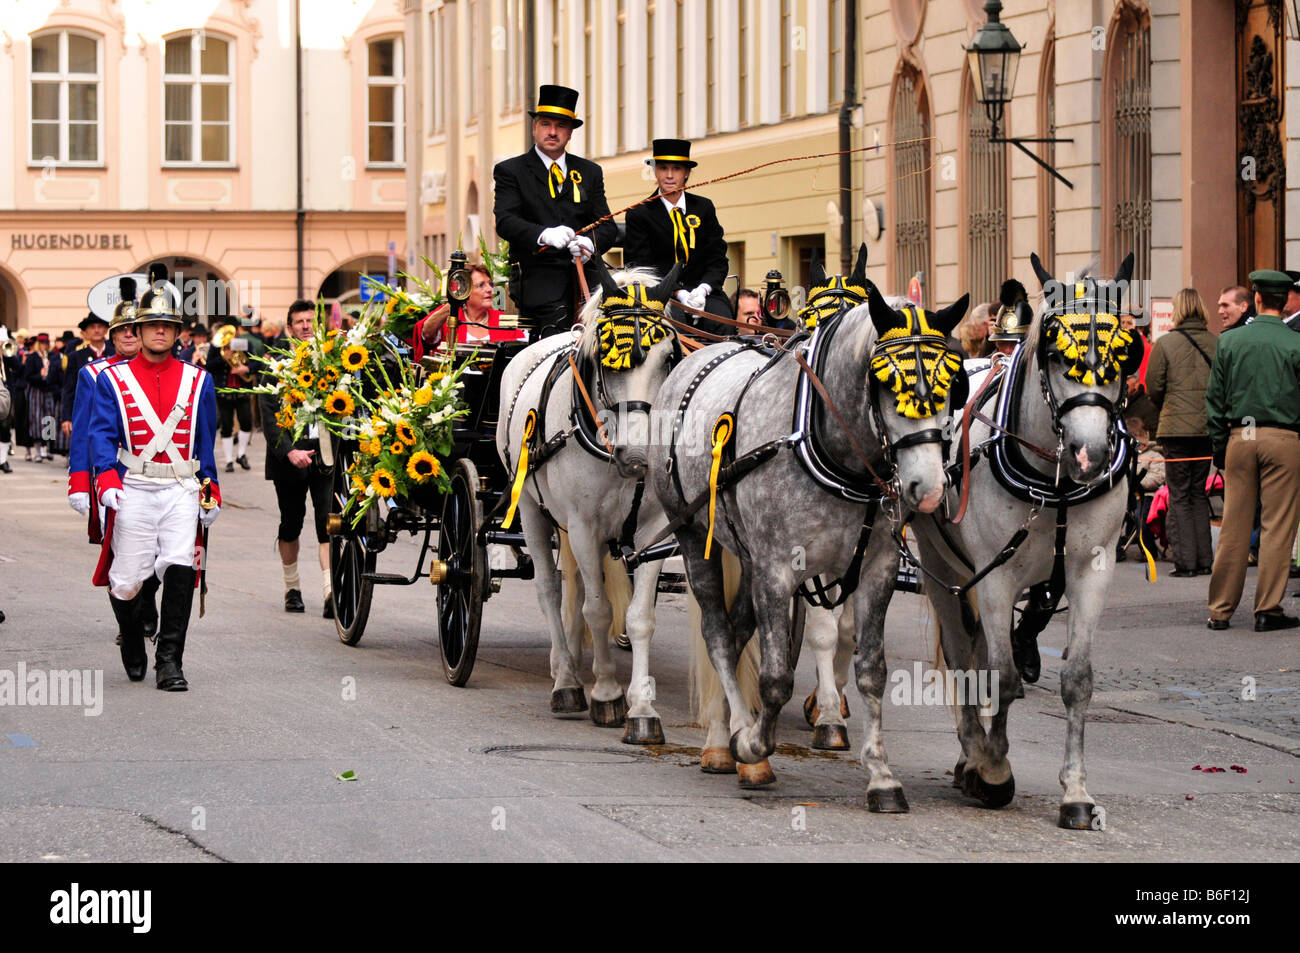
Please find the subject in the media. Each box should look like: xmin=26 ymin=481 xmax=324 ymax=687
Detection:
xmin=737 ymin=760 xmax=776 ymax=788
xmin=1058 ymin=802 xmax=1097 ymax=831
xmin=803 ymin=691 xmax=818 ymax=727
xmin=840 ymin=692 xmax=850 ymax=719
xmin=621 ymin=716 xmax=664 ymax=745
xmin=700 ymin=746 xmax=737 ymax=774
xmin=867 ymin=787 xmax=910 ymax=813
xmin=550 ymin=687 xmax=588 ymax=714
xmin=589 ymin=693 xmax=628 ymax=727
xmin=962 ymin=769 xmax=1016 ymax=808
xmin=812 ymin=723 xmax=850 ymax=750
xmin=952 ymin=759 xmax=966 ymax=789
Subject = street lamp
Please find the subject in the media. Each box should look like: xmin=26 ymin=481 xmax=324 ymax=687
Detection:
xmin=965 ymin=0 xmax=1075 ymax=189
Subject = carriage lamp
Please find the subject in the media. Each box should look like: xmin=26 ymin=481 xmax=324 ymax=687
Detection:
xmin=446 ymin=250 xmax=471 ymax=318
xmin=762 ymin=270 xmax=792 ymax=324
xmin=965 ymin=0 xmax=1075 ymax=190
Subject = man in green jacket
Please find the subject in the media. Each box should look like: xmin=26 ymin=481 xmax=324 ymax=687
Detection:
xmin=1205 ymin=270 xmax=1300 ymax=631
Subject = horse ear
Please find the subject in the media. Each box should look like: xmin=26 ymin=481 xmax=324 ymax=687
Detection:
xmin=652 ymin=262 xmax=683 ymax=303
xmin=810 ymin=249 xmax=826 ymax=288
xmin=866 ymin=282 xmax=900 ymax=336
xmin=930 ymin=294 xmax=969 ymax=337
xmin=590 ymin=254 xmax=621 ymax=300
xmin=1029 ymin=253 xmax=1053 ymax=288
xmin=1113 ymin=252 xmax=1135 ymax=287
xmin=850 ymin=243 xmax=869 ymax=287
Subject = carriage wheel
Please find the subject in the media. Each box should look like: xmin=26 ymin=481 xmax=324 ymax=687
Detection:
xmin=329 ymin=449 xmax=376 ymax=646
xmin=437 ymin=458 xmax=486 ymax=686
xmin=788 ymin=595 xmax=807 ymax=669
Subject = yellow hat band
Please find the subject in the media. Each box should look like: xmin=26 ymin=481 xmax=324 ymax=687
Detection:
xmin=653 ymin=155 xmax=692 ymax=163
xmin=535 ymin=105 xmax=577 ymax=120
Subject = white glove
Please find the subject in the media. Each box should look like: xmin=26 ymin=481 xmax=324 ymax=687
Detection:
xmin=685 ymin=286 xmax=708 ymax=312
xmin=101 ymin=488 xmax=124 ymax=511
xmin=538 ymin=226 xmax=576 ymax=250
xmin=567 ymin=235 xmax=594 ymax=262
xmin=68 ymin=492 xmax=90 ymax=515
xmin=200 ymin=505 xmax=220 ymax=528
xmin=675 ymin=290 xmax=693 ymax=306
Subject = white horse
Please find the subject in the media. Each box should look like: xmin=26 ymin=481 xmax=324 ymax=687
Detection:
xmin=496 ymin=262 xmax=682 ymax=741
xmin=908 ymin=253 xmax=1143 ymax=828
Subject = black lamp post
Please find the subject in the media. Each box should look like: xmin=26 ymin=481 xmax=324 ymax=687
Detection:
xmin=966 ymin=0 xmax=1075 ymax=189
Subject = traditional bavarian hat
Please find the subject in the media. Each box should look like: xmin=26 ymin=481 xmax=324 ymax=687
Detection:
xmin=78 ymin=310 xmax=109 ymax=331
xmin=645 ymin=138 xmax=697 ymax=168
xmin=989 ymin=278 xmax=1032 ymax=342
xmin=1249 ymin=269 xmax=1295 ymax=297
xmin=529 ymin=84 xmax=583 ymax=128
xmin=1285 ymin=269 xmax=1300 ymax=291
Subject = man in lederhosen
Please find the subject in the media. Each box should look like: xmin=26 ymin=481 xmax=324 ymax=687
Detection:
xmin=624 ymin=138 xmax=732 ymax=336
xmin=88 ymin=282 xmax=221 ymax=689
xmin=493 ymin=85 xmax=617 ymax=338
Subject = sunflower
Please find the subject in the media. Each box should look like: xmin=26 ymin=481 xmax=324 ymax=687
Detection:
xmin=294 ymin=341 xmax=311 ymax=361
xmin=341 ymin=345 xmax=369 ymax=372
xmin=395 ymin=421 xmax=417 ymax=446
xmin=406 ymin=451 xmax=440 ymax=483
xmin=296 ymin=369 xmax=315 ymax=388
xmin=370 ymin=416 xmax=387 ymax=435
xmin=350 ymin=475 xmax=366 ymax=495
xmin=323 ymin=365 xmax=340 ymax=384
xmin=317 ymin=378 xmax=331 ymax=392
xmin=325 ymin=391 xmax=355 ymax=416
xmin=413 ymin=384 xmax=433 ymax=406
xmin=389 ymin=440 xmax=406 ymax=455
xmin=276 ymin=408 xmax=296 ymax=429
xmin=370 ymin=469 xmax=397 ymax=498
xmin=321 ymin=339 xmax=335 ymax=354
xmin=285 ymin=388 xmax=307 ymax=406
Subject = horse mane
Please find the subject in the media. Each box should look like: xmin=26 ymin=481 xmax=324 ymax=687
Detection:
xmin=575 ymin=265 xmax=663 ymax=364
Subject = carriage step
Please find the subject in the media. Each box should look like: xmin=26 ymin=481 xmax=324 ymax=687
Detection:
xmin=363 ymin=572 xmax=420 ymax=586
xmin=482 ymin=531 xmax=531 ymax=547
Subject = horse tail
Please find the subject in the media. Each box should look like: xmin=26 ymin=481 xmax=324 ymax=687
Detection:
xmin=557 ymin=529 xmax=630 ymax=647
xmin=688 ymin=548 xmax=761 ymax=724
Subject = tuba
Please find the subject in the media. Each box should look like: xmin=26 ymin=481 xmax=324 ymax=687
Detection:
xmin=212 ymin=324 xmax=247 ymax=367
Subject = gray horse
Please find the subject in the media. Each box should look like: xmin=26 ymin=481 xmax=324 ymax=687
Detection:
xmin=649 ymin=251 xmax=968 ymax=810
xmin=910 ymin=253 xmax=1143 ymax=829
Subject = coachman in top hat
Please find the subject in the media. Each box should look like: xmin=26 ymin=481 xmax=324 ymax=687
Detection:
xmin=493 ymin=85 xmax=617 ymax=337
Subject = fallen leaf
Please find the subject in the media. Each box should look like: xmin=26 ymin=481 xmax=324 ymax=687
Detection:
xmin=1229 ymin=764 xmax=1247 ymax=773
xmin=335 ymin=770 xmax=357 ymax=781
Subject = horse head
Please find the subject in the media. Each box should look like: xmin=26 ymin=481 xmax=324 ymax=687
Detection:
xmin=1029 ymin=251 xmax=1144 ymax=483
xmin=580 ymin=258 xmax=683 ymax=477
xmin=798 ymin=244 xmax=874 ymax=330
xmin=865 ymin=289 xmax=970 ymax=513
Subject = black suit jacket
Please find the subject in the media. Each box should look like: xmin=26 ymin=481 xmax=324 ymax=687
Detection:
xmin=624 ymin=192 xmax=728 ymax=293
xmin=259 ymin=336 xmax=319 ymax=482
xmin=493 ymin=150 xmax=618 ymax=312
xmin=61 ymin=342 xmax=113 ymax=423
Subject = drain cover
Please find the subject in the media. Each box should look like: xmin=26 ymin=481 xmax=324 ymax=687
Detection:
xmin=483 ymin=745 xmax=641 ymax=765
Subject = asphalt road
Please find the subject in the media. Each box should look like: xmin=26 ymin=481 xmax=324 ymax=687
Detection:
xmin=0 ymin=442 xmax=1296 ymax=862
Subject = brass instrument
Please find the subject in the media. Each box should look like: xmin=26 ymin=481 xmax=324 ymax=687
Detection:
xmin=0 ymin=331 xmax=14 ymax=359
xmin=193 ymin=342 xmax=211 ymax=366
xmin=211 ymin=324 xmax=247 ymax=367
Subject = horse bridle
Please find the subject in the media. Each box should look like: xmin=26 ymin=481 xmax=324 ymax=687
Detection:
xmin=585 ymin=307 xmax=682 ymax=442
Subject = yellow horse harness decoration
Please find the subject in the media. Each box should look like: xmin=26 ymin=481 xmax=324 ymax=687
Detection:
xmin=870 ymin=305 xmax=963 ymax=419
xmin=596 ymin=284 xmax=671 ymax=370
xmin=798 ymin=277 xmax=869 ymax=330
xmin=1042 ymin=282 xmax=1139 ymax=386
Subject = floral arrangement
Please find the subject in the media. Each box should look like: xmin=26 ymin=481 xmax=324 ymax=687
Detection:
xmin=377 ymin=236 xmax=512 ymax=343
xmin=342 ymin=356 xmax=471 ymax=524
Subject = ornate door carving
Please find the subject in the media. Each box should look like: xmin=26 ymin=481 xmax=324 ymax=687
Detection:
xmin=1236 ymin=0 xmax=1286 ymax=277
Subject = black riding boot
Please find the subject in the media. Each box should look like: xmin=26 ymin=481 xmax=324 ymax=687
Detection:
xmin=139 ymin=573 xmax=161 ymax=641
xmin=155 ymin=565 xmax=196 ymax=692
xmin=109 ymin=593 xmax=148 ymax=681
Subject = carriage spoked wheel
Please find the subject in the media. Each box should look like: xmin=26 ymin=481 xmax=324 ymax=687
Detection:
xmin=436 ymin=457 xmax=486 ymax=686
xmin=328 ymin=446 xmax=376 ymax=646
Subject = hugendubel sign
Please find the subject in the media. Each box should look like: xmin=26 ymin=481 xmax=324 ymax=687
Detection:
xmin=10 ymin=233 xmax=133 ymax=250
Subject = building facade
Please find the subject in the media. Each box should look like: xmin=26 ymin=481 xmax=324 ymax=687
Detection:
xmin=411 ymin=0 xmax=1298 ymax=329
xmin=0 ymin=0 xmax=408 ymax=336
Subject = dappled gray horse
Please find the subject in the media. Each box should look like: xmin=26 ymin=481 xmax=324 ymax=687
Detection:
xmin=650 ymin=248 xmax=969 ymax=809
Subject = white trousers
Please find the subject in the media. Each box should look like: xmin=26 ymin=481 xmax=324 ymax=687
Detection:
xmin=109 ymin=478 xmax=200 ymax=600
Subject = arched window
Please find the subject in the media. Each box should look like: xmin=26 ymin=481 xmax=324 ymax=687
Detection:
xmin=1037 ymin=26 xmax=1056 ymax=271
xmin=1102 ymin=2 xmax=1150 ymax=279
xmin=29 ymin=30 xmax=102 ymax=165
xmin=963 ymin=69 xmax=1007 ymax=306
xmin=366 ymin=35 xmax=404 ymax=166
xmin=890 ymin=64 xmax=931 ymax=295
xmin=163 ymin=31 xmax=234 ymax=165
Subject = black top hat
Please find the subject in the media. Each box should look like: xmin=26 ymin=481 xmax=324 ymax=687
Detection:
xmin=529 ymin=85 xmax=583 ymax=128
xmin=78 ymin=310 xmax=109 ymax=330
xmin=646 ymin=138 xmax=697 ymax=168
xmin=1285 ymin=269 xmax=1300 ymax=291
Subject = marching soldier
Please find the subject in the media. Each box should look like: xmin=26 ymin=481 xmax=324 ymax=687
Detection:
xmin=493 ymin=85 xmax=618 ymax=338
xmin=624 ymin=138 xmax=732 ymax=336
xmin=87 ymin=282 xmax=221 ymax=688
xmin=68 ymin=294 xmax=161 ymax=653
xmin=1205 ymin=269 xmax=1300 ymax=632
